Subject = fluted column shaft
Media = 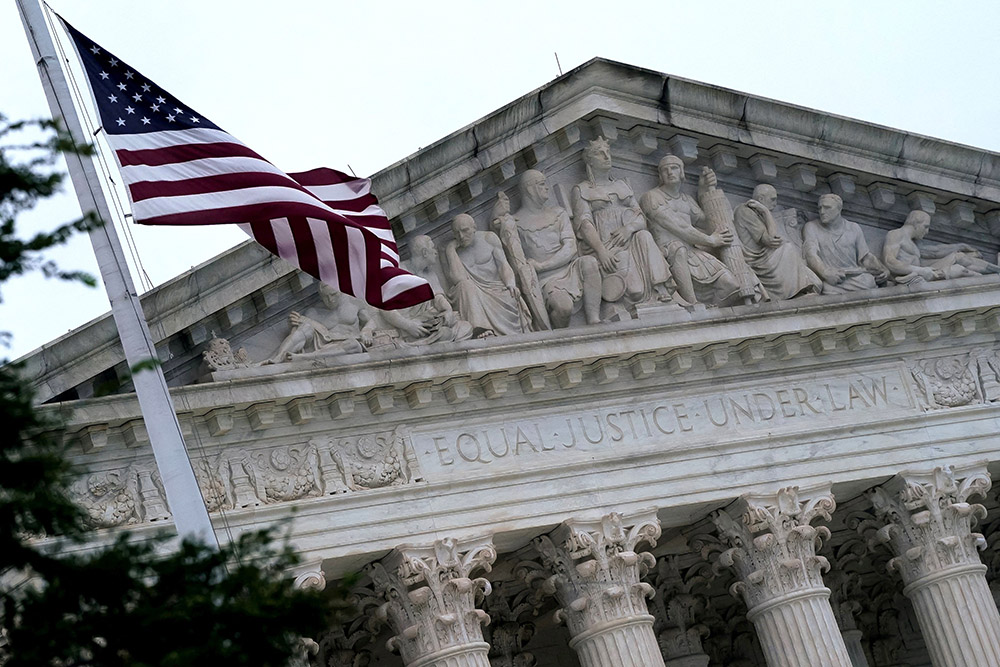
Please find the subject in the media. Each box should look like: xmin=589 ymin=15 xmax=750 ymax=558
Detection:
xmin=710 ymin=485 xmax=851 ymax=667
xmin=518 ymin=510 xmax=665 ymax=667
xmin=840 ymin=629 xmax=868 ymax=667
xmin=569 ymin=614 xmax=663 ymax=667
xmin=866 ymin=464 xmax=999 ymax=667
xmin=904 ymin=564 xmax=1000 ymax=667
xmin=410 ymin=643 xmax=491 ymax=667
xmin=745 ymin=588 xmax=852 ymax=667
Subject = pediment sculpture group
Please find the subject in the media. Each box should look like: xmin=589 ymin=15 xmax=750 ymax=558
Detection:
xmin=260 ymin=138 xmax=999 ymax=365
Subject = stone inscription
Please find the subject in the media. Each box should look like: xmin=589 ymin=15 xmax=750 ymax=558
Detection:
xmin=412 ymin=370 xmax=913 ymax=474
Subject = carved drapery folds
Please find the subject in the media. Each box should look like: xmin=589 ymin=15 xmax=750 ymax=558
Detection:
xmin=368 ymin=536 xmax=497 ymax=667
xmin=864 ymin=464 xmax=1000 ymax=667
xmin=517 ymin=509 xmax=665 ymax=667
xmin=710 ymin=484 xmax=853 ymax=667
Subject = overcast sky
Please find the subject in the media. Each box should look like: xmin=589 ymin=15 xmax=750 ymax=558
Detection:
xmin=4 ymin=0 xmax=1000 ymax=360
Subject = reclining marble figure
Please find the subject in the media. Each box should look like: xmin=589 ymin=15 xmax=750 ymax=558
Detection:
xmin=882 ymin=210 xmax=1000 ymax=284
xmin=379 ymin=235 xmax=474 ymax=345
xmin=261 ymin=283 xmax=375 ymax=364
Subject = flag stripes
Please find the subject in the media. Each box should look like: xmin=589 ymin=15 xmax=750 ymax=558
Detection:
xmin=63 ymin=17 xmax=432 ymax=310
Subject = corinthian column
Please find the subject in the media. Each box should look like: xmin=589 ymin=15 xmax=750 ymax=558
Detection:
xmin=368 ymin=536 xmax=497 ymax=667
xmin=711 ymin=484 xmax=852 ymax=667
xmin=865 ymin=463 xmax=1000 ymax=667
xmin=517 ymin=509 xmax=665 ymax=667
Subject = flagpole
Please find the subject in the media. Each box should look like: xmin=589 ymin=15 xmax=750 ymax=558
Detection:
xmin=16 ymin=0 xmax=218 ymax=547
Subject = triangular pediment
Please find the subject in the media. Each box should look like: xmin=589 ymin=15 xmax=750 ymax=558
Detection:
xmin=20 ymin=58 xmax=1000 ymax=404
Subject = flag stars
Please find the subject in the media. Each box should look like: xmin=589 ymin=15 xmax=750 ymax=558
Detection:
xmin=151 ymin=104 xmax=160 ymax=112
xmin=115 ymin=118 xmax=126 ymax=126
xmin=125 ymin=106 xmax=135 ymax=114
xmin=140 ymin=117 xmax=151 ymax=125
xmin=117 ymin=82 xmax=127 ymax=91
xmin=190 ymin=116 xmax=200 ymax=123
xmin=108 ymin=94 xmax=118 ymax=103
xmin=89 ymin=45 xmax=101 ymax=54
xmin=108 ymin=57 xmax=119 ymax=67
xmin=141 ymin=83 xmax=151 ymax=92
xmin=124 ymin=70 xmax=134 ymax=79
xmin=132 ymin=93 xmax=143 ymax=102
xmin=99 ymin=71 xmax=110 ymax=80
xmin=156 ymin=96 xmax=166 ymax=104
xmin=173 ymin=107 xmax=183 ymax=114
xmin=166 ymin=114 xmax=176 ymax=122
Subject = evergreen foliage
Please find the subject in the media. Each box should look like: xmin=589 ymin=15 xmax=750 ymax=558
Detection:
xmin=0 ymin=117 xmax=338 ymax=666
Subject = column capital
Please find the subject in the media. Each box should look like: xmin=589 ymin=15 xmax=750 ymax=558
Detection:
xmin=518 ymin=509 xmax=660 ymax=637
xmin=867 ymin=463 xmax=991 ymax=584
xmin=369 ymin=535 xmax=496 ymax=666
xmin=712 ymin=484 xmax=835 ymax=611
xmin=648 ymin=556 xmax=712 ymax=664
xmin=482 ymin=582 xmax=539 ymax=667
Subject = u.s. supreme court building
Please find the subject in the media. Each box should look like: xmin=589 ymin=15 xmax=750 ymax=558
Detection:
xmin=21 ymin=59 xmax=1000 ymax=666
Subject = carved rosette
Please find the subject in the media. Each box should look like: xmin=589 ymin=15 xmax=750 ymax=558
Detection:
xmin=710 ymin=484 xmax=852 ymax=667
xmin=517 ymin=509 xmax=664 ymax=667
xmin=368 ymin=536 xmax=496 ymax=667
xmin=865 ymin=464 xmax=1000 ymax=667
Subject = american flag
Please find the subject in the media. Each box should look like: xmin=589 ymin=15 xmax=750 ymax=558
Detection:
xmin=61 ymin=18 xmax=432 ymax=310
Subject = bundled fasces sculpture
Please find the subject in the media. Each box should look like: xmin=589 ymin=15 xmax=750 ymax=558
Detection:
xmin=260 ymin=138 xmax=1000 ymax=361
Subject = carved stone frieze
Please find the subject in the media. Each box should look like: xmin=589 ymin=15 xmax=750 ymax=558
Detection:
xmin=368 ymin=536 xmax=496 ymax=667
xmin=907 ymin=352 xmax=982 ymax=409
xmin=201 ymin=335 xmax=251 ymax=372
xmin=69 ymin=465 xmax=167 ymax=529
xmin=321 ymin=425 xmax=422 ymax=492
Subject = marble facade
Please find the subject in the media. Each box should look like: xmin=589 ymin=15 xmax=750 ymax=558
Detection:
xmin=17 ymin=59 xmax=1000 ymax=666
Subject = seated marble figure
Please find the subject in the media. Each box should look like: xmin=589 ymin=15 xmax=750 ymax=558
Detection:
xmin=261 ymin=283 xmax=375 ymax=364
xmin=492 ymin=170 xmax=602 ymax=329
xmin=639 ymin=155 xmax=744 ymax=307
xmin=442 ymin=213 xmax=532 ymax=336
xmin=803 ymin=193 xmax=888 ymax=293
xmin=733 ymin=184 xmax=821 ymax=299
xmin=378 ymin=235 xmax=474 ymax=345
xmin=570 ymin=137 xmax=673 ymax=311
xmin=882 ymin=210 xmax=1000 ymax=284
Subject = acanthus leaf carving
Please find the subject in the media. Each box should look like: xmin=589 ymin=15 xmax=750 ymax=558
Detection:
xmin=367 ymin=536 xmax=496 ymax=665
xmin=518 ymin=509 xmax=660 ymax=638
xmin=709 ymin=484 xmax=836 ymax=612
xmin=864 ymin=464 xmax=991 ymax=583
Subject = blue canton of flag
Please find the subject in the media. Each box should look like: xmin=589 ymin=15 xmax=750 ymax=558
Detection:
xmin=60 ymin=18 xmax=432 ymax=311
